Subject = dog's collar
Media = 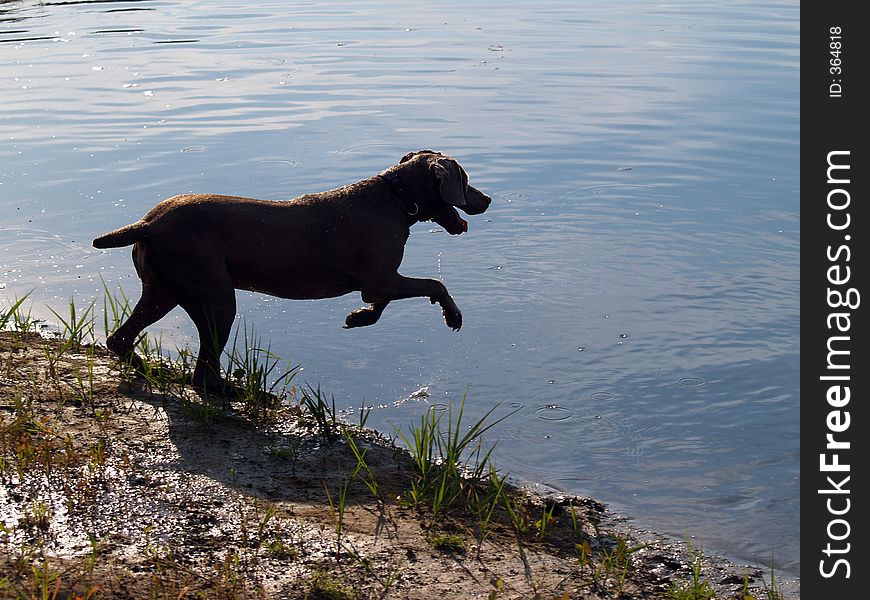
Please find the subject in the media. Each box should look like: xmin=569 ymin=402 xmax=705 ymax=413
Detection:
xmin=378 ymin=171 xmax=419 ymax=222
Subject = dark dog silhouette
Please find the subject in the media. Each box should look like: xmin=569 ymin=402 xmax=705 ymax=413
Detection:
xmin=93 ymin=150 xmax=491 ymax=391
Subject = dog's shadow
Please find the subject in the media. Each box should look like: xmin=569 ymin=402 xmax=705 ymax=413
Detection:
xmin=120 ymin=381 xmax=412 ymax=507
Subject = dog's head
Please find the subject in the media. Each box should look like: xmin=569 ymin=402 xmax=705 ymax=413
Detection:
xmin=399 ymin=150 xmax=491 ymax=235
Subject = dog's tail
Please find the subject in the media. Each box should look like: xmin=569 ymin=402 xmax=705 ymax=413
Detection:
xmin=92 ymin=220 xmax=150 ymax=249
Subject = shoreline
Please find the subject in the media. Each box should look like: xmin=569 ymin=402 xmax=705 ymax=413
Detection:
xmin=0 ymin=329 xmax=797 ymax=598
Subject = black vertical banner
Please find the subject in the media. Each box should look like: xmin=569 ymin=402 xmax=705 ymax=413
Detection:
xmin=802 ymin=2 xmax=868 ymax=598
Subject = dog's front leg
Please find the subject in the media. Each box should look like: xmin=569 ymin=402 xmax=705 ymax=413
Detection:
xmin=360 ymin=275 xmax=462 ymax=331
xmin=344 ymin=302 xmax=390 ymax=329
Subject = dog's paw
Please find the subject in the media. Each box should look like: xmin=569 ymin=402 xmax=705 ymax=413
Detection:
xmin=194 ymin=375 xmax=239 ymax=400
xmin=443 ymin=308 xmax=462 ymax=331
xmin=344 ymin=308 xmax=378 ymax=329
xmin=118 ymin=351 xmax=148 ymax=375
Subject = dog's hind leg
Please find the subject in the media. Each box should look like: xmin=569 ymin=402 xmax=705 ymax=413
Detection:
xmin=180 ymin=290 xmax=237 ymax=394
xmin=344 ymin=302 xmax=389 ymax=329
xmin=106 ymin=284 xmax=178 ymax=369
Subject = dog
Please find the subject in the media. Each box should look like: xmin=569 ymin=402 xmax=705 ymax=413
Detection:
xmin=93 ymin=150 xmax=491 ymax=391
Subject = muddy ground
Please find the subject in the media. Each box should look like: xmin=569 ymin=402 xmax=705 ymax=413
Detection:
xmin=0 ymin=330 xmax=794 ymax=599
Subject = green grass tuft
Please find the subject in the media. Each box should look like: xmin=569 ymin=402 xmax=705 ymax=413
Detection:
xmin=428 ymin=533 xmax=466 ymax=554
xmin=667 ymin=541 xmax=716 ymax=600
xmin=224 ymin=321 xmax=300 ymax=421
xmin=300 ymin=384 xmax=340 ymax=443
xmin=307 ymin=571 xmax=355 ymax=600
xmin=1 ymin=292 xmax=34 ymax=333
xmin=398 ymin=395 xmax=518 ymax=518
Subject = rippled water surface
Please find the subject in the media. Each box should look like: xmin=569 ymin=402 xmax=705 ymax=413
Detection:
xmin=1 ymin=0 xmax=799 ymax=578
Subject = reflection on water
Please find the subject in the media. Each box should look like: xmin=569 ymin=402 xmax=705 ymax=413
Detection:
xmin=1 ymin=0 xmax=799 ymax=579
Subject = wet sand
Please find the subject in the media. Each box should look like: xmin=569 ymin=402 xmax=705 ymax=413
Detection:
xmin=0 ymin=331 xmax=793 ymax=599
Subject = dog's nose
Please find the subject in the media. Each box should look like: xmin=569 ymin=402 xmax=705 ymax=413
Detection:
xmin=464 ymin=186 xmax=492 ymax=214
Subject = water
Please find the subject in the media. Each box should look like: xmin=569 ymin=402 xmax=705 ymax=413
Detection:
xmin=1 ymin=0 xmax=799 ymax=579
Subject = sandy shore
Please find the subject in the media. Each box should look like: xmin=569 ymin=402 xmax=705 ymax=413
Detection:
xmin=0 ymin=330 xmax=794 ymax=599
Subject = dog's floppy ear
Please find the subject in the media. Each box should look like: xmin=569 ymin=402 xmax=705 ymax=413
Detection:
xmin=431 ymin=157 xmax=467 ymax=207
xmin=400 ymin=149 xmax=442 ymax=164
